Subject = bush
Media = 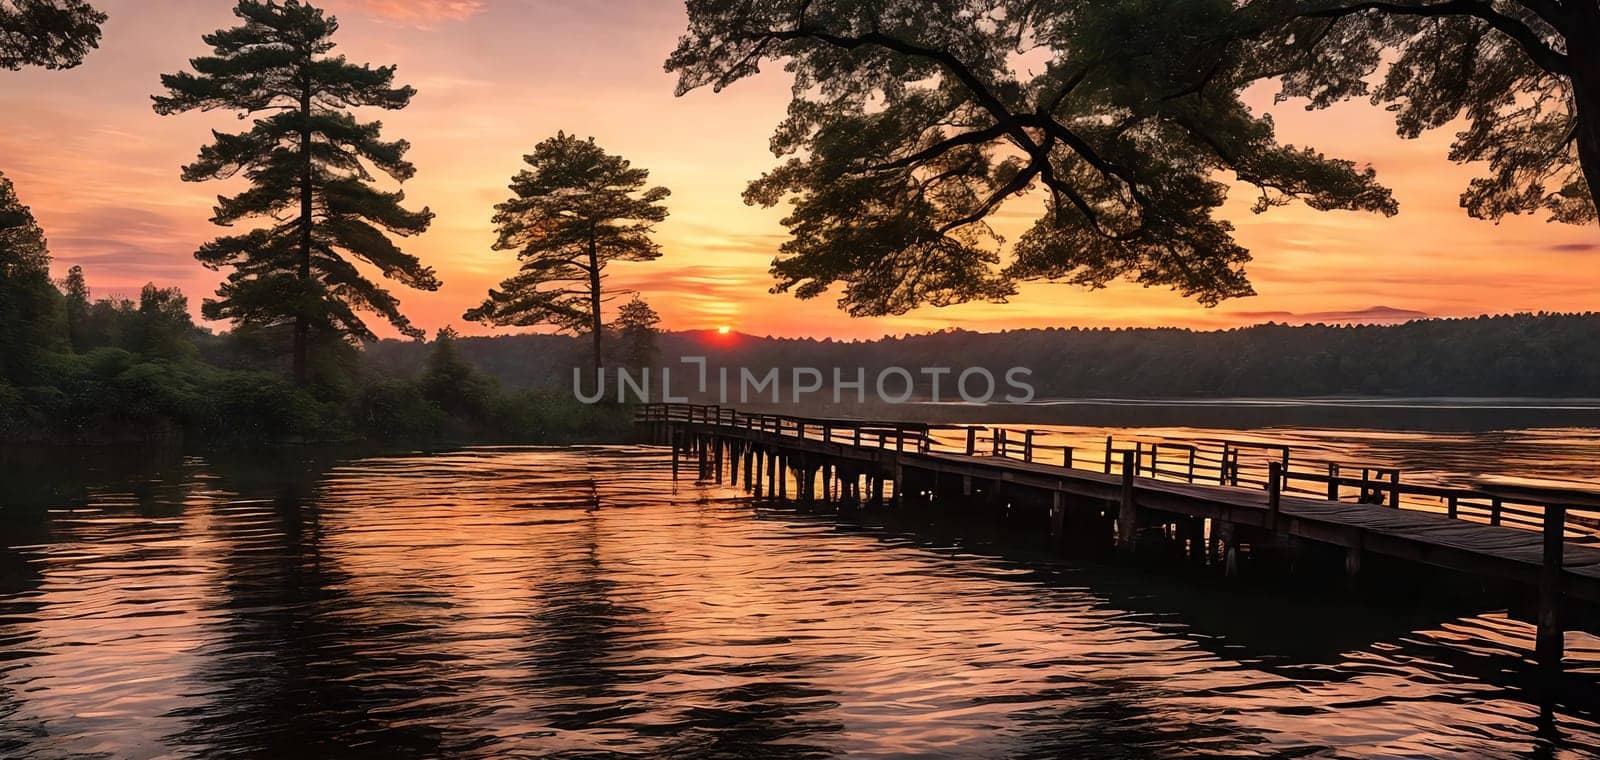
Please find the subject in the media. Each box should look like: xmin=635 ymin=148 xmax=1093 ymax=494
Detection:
xmin=354 ymin=379 xmax=443 ymax=441
xmin=193 ymin=372 xmax=340 ymax=444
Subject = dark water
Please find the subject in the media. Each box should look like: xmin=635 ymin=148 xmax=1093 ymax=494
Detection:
xmin=2 ymin=444 xmax=1599 ymax=759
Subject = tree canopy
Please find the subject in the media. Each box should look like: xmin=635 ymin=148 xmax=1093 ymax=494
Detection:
xmin=154 ymin=0 xmax=437 ymax=385
xmin=0 ymin=0 xmax=105 ymax=70
xmin=611 ymin=294 xmax=662 ymax=369
xmin=1248 ymin=0 xmax=1598 ymax=226
xmin=465 ymin=132 xmax=670 ymax=369
xmin=0 ymin=170 xmax=64 ymax=383
xmin=668 ymin=0 xmax=1400 ymax=317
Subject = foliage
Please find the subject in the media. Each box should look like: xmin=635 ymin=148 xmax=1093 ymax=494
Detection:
xmin=0 ymin=0 xmax=105 ymax=70
xmin=153 ymin=0 xmax=438 ymax=384
xmin=1245 ymin=0 xmax=1597 ymax=225
xmin=465 ymin=132 xmax=670 ymax=369
xmin=60 ymin=263 xmax=89 ymax=350
xmin=668 ymin=0 xmax=1399 ymax=316
xmin=0 ymin=170 xmax=66 ymax=384
xmin=353 ymin=378 xmax=441 ymax=441
xmin=370 ymin=313 xmax=1600 ymax=400
xmin=610 ymin=295 xmax=661 ymax=368
xmin=419 ymin=327 xmax=496 ymax=425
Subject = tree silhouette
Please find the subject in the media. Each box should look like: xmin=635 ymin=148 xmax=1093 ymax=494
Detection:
xmin=0 ymin=170 xmax=63 ymax=383
xmin=668 ymin=0 xmax=1398 ymax=317
xmin=465 ymin=133 xmax=670 ymax=371
xmin=0 ymin=0 xmax=105 ymax=70
xmin=154 ymin=0 xmax=438 ymax=385
xmin=1249 ymin=0 xmax=1598 ymax=224
xmin=610 ymin=294 xmax=661 ymax=369
xmin=60 ymin=263 xmax=88 ymax=351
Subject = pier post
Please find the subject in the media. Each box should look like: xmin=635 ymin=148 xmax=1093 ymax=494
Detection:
xmin=1327 ymin=463 xmax=1339 ymax=501
xmin=744 ymin=445 xmax=755 ymax=492
xmin=1217 ymin=520 xmax=1239 ymax=578
xmin=671 ymin=428 xmax=680 ymax=480
xmin=1118 ymin=450 xmax=1137 ymax=555
xmin=768 ymin=452 xmax=777 ymax=500
xmin=714 ymin=437 xmax=723 ymax=484
xmin=751 ymin=446 xmax=762 ymax=495
xmin=891 ymin=462 xmax=904 ymax=506
xmin=1051 ymin=491 xmax=1065 ymax=552
xmin=966 ymin=427 xmax=977 ymax=455
xmin=1267 ymin=461 xmax=1283 ymax=534
xmin=778 ymin=456 xmax=788 ymax=500
xmin=1538 ymin=502 xmax=1566 ymax=680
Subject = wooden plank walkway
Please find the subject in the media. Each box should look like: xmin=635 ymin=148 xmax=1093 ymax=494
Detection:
xmin=909 ymin=448 xmax=1600 ymax=604
xmin=638 ymin=403 xmax=1600 ymax=670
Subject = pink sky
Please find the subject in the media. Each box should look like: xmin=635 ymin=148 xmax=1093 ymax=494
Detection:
xmin=1 ymin=0 xmax=1596 ymax=340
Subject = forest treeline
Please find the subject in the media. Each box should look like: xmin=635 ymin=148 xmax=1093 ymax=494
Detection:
xmin=0 ymin=259 xmax=628 ymax=446
xmin=5 ymin=0 xmax=1599 ymax=444
xmin=366 ymin=313 xmax=1600 ymax=400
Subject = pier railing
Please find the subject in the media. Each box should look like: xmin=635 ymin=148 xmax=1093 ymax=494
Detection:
xmin=638 ymin=402 xmax=1600 ymax=546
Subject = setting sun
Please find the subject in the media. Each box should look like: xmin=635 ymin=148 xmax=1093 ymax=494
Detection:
xmin=717 ymin=325 xmax=731 ymax=335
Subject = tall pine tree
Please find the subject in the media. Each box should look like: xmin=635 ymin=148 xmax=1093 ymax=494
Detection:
xmin=465 ymin=133 xmax=669 ymax=371
xmin=154 ymin=0 xmax=438 ymax=384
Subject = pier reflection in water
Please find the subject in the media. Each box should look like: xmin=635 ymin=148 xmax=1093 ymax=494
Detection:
xmin=0 ymin=444 xmax=1597 ymax=758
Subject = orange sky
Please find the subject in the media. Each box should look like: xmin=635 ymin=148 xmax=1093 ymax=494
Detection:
xmin=1 ymin=0 xmax=1596 ymax=340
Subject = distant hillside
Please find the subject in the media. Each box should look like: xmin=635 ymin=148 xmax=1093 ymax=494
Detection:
xmin=364 ymin=313 xmax=1600 ymax=399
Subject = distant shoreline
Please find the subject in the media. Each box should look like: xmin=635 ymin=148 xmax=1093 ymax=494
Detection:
xmin=726 ymin=396 xmax=1600 ymax=432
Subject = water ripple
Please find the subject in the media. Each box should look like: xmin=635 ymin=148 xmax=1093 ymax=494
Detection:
xmin=0 ymin=446 xmax=1595 ymax=758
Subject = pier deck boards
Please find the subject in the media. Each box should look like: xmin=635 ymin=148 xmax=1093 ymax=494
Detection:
xmin=640 ymin=404 xmax=1600 ymax=657
xmin=823 ymin=441 xmax=1600 ymax=603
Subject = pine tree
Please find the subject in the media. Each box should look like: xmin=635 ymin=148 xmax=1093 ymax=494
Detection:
xmin=465 ymin=133 xmax=669 ymax=371
xmin=611 ymin=295 xmax=661 ymax=369
xmin=154 ymin=0 xmax=438 ymax=385
xmin=0 ymin=0 xmax=106 ymax=70
xmin=60 ymin=263 xmax=88 ymax=351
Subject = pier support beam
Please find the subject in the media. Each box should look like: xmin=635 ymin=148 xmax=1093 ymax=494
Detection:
xmin=714 ymin=437 xmax=723 ymax=484
xmin=751 ymin=446 xmax=762 ymax=495
xmin=1117 ymin=451 xmax=1137 ymax=556
xmin=1216 ymin=520 xmax=1239 ymax=578
xmin=1538 ymin=503 xmax=1566 ymax=681
xmin=671 ymin=429 xmax=680 ymax=480
xmin=1051 ymin=492 xmax=1066 ymax=552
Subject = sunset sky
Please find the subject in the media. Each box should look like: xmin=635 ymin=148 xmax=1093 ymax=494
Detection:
xmin=2 ymin=0 xmax=1596 ymax=340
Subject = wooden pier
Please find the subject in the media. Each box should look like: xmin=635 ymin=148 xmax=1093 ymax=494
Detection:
xmin=638 ymin=403 xmax=1600 ymax=677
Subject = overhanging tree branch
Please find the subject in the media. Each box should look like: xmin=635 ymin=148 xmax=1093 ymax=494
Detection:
xmin=1303 ymin=0 xmax=1569 ymax=76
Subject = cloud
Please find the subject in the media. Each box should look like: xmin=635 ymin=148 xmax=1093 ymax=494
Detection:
xmin=340 ymin=0 xmax=487 ymax=26
xmin=1546 ymin=242 xmax=1599 ymax=253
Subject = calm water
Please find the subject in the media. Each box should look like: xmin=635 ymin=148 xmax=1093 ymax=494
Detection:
xmin=2 ymin=441 xmax=1599 ymax=758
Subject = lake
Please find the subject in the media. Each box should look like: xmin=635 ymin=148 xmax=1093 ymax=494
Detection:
xmin=2 ymin=435 xmax=1598 ymax=758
